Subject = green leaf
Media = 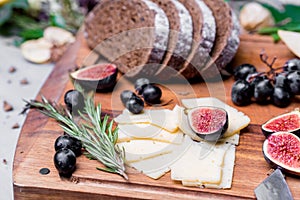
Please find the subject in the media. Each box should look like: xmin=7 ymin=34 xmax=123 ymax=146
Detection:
xmin=282 ymin=23 xmax=300 ymax=32
xmin=10 ymin=13 xmax=45 ymax=29
xmin=0 ymin=4 xmax=12 ymax=26
xmin=258 ymin=23 xmax=300 ymax=36
xmin=263 ymin=4 xmax=300 ymax=24
xmin=258 ymin=27 xmax=279 ymax=35
xmin=96 ymin=167 xmax=118 ymax=174
xmin=50 ymin=13 xmax=66 ymax=28
xmin=258 ymin=4 xmax=300 ymax=42
xmin=271 ymin=33 xmax=280 ymax=43
xmin=20 ymin=28 xmax=43 ymax=40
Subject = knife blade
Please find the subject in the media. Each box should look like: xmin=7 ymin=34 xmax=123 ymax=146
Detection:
xmin=254 ymin=169 xmax=294 ymax=200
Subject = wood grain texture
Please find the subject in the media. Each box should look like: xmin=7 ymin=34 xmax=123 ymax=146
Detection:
xmin=13 ymin=31 xmax=300 ymax=199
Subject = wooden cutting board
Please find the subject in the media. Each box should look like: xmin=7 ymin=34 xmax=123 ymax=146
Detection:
xmin=13 ymin=31 xmax=300 ymax=200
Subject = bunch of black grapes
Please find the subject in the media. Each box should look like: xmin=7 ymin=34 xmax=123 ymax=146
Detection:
xmin=231 ymin=52 xmax=300 ymax=108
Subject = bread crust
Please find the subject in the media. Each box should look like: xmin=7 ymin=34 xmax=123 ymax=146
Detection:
xmin=178 ymin=0 xmax=216 ymax=79
xmin=84 ymin=0 xmax=240 ymax=80
xmin=84 ymin=0 xmax=169 ymax=77
xmin=200 ymin=0 xmax=240 ymax=80
xmin=154 ymin=0 xmax=193 ymax=79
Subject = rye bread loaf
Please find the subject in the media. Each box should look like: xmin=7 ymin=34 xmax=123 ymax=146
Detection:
xmin=84 ymin=0 xmax=169 ymax=77
xmin=177 ymin=0 xmax=216 ymax=80
xmin=200 ymin=0 xmax=240 ymax=80
xmin=153 ymin=0 xmax=193 ymax=78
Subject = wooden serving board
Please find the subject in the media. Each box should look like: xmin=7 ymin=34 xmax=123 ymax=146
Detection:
xmin=13 ymin=32 xmax=300 ymax=200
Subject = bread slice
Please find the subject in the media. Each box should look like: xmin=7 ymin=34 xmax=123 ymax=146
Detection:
xmin=200 ymin=0 xmax=240 ymax=80
xmin=84 ymin=0 xmax=169 ymax=77
xmin=153 ymin=0 xmax=193 ymax=78
xmin=177 ymin=0 xmax=216 ymax=80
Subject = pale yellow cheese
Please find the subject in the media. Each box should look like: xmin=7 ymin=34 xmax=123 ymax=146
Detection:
xmin=114 ymin=109 xmax=179 ymax=133
xmin=117 ymin=134 xmax=193 ymax=179
xmin=117 ymin=124 xmax=184 ymax=144
xmin=182 ymin=144 xmax=236 ymax=189
xmin=113 ymin=99 xmax=241 ymax=185
xmin=170 ymin=141 xmax=230 ymax=185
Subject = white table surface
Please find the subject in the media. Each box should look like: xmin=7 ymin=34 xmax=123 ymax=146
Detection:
xmin=0 ymin=36 xmax=54 ymax=200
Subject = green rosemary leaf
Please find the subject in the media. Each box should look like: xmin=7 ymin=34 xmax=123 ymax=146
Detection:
xmin=96 ymin=167 xmax=120 ymax=174
xmin=271 ymin=33 xmax=280 ymax=43
xmin=258 ymin=27 xmax=279 ymax=35
xmin=23 ymin=94 xmax=127 ymax=180
xmin=101 ymin=115 xmax=108 ymax=134
xmin=83 ymin=152 xmax=95 ymax=160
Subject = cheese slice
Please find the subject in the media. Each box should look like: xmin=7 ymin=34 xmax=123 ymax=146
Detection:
xmin=117 ymin=126 xmax=183 ymax=156
xmin=113 ymin=99 xmax=241 ymax=184
xmin=181 ymin=97 xmax=250 ymax=138
xmin=170 ymin=141 xmax=230 ymax=185
xmin=118 ymin=134 xmax=193 ymax=179
xmin=117 ymin=123 xmax=183 ymax=143
xmin=114 ymin=108 xmax=179 ymax=133
xmin=182 ymin=144 xmax=236 ymax=189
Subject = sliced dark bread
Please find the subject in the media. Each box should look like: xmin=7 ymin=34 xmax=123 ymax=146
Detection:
xmin=177 ymin=0 xmax=216 ymax=80
xmin=84 ymin=0 xmax=169 ymax=77
xmin=200 ymin=0 xmax=240 ymax=80
xmin=153 ymin=0 xmax=193 ymax=78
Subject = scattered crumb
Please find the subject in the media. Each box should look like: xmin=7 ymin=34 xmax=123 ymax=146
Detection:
xmin=8 ymin=66 xmax=17 ymax=73
xmin=3 ymin=159 xmax=7 ymax=165
xmin=12 ymin=123 xmax=20 ymax=129
xmin=20 ymin=78 xmax=29 ymax=85
xmin=7 ymin=80 xmax=12 ymax=84
xmin=3 ymin=101 xmax=13 ymax=112
xmin=70 ymin=176 xmax=79 ymax=184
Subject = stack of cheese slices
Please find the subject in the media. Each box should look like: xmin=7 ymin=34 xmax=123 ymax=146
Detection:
xmin=114 ymin=97 xmax=250 ymax=189
xmin=84 ymin=0 xmax=240 ymax=80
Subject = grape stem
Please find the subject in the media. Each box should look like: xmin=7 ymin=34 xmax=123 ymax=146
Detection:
xmin=259 ymin=49 xmax=284 ymax=81
xmin=260 ymin=49 xmax=277 ymax=69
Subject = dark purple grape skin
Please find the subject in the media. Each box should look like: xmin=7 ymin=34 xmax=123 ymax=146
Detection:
xmin=125 ymin=96 xmax=144 ymax=114
xmin=64 ymin=90 xmax=85 ymax=114
xmin=134 ymin=78 xmax=150 ymax=95
xmin=254 ymin=79 xmax=274 ymax=104
xmin=120 ymin=90 xmax=136 ymax=106
xmin=283 ymin=58 xmax=300 ymax=72
xmin=287 ymin=71 xmax=300 ymax=95
xmin=142 ymin=84 xmax=162 ymax=104
xmin=54 ymin=135 xmax=82 ymax=156
xmin=272 ymin=87 xmax=291 ymax=108
xmin=246 ymin=73 xmax=266 ymax=96
xmin=233 ymin=64 xmax=257 ymax=80
xmin=274 ymin=73 xmax=289 ymax=89
xmin=231 ymin=80 xmax=252 ymax=106
xmin=54 ymin=148 xmax=76 ymax=177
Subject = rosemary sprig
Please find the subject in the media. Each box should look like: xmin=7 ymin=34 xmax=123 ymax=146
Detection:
xmin=23 ymin=95 xmax=128 ymax=180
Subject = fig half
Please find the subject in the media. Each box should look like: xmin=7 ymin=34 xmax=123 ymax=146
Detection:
xmin=70 ymin=63 xmax=118 ymax=92
xmin=263 ymin=131 xmax=300 ymax=176
xmin=261 ymin=109 xmax=300 ymax=137
xmin=187 ymin=106 xmax=228 ymax=142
